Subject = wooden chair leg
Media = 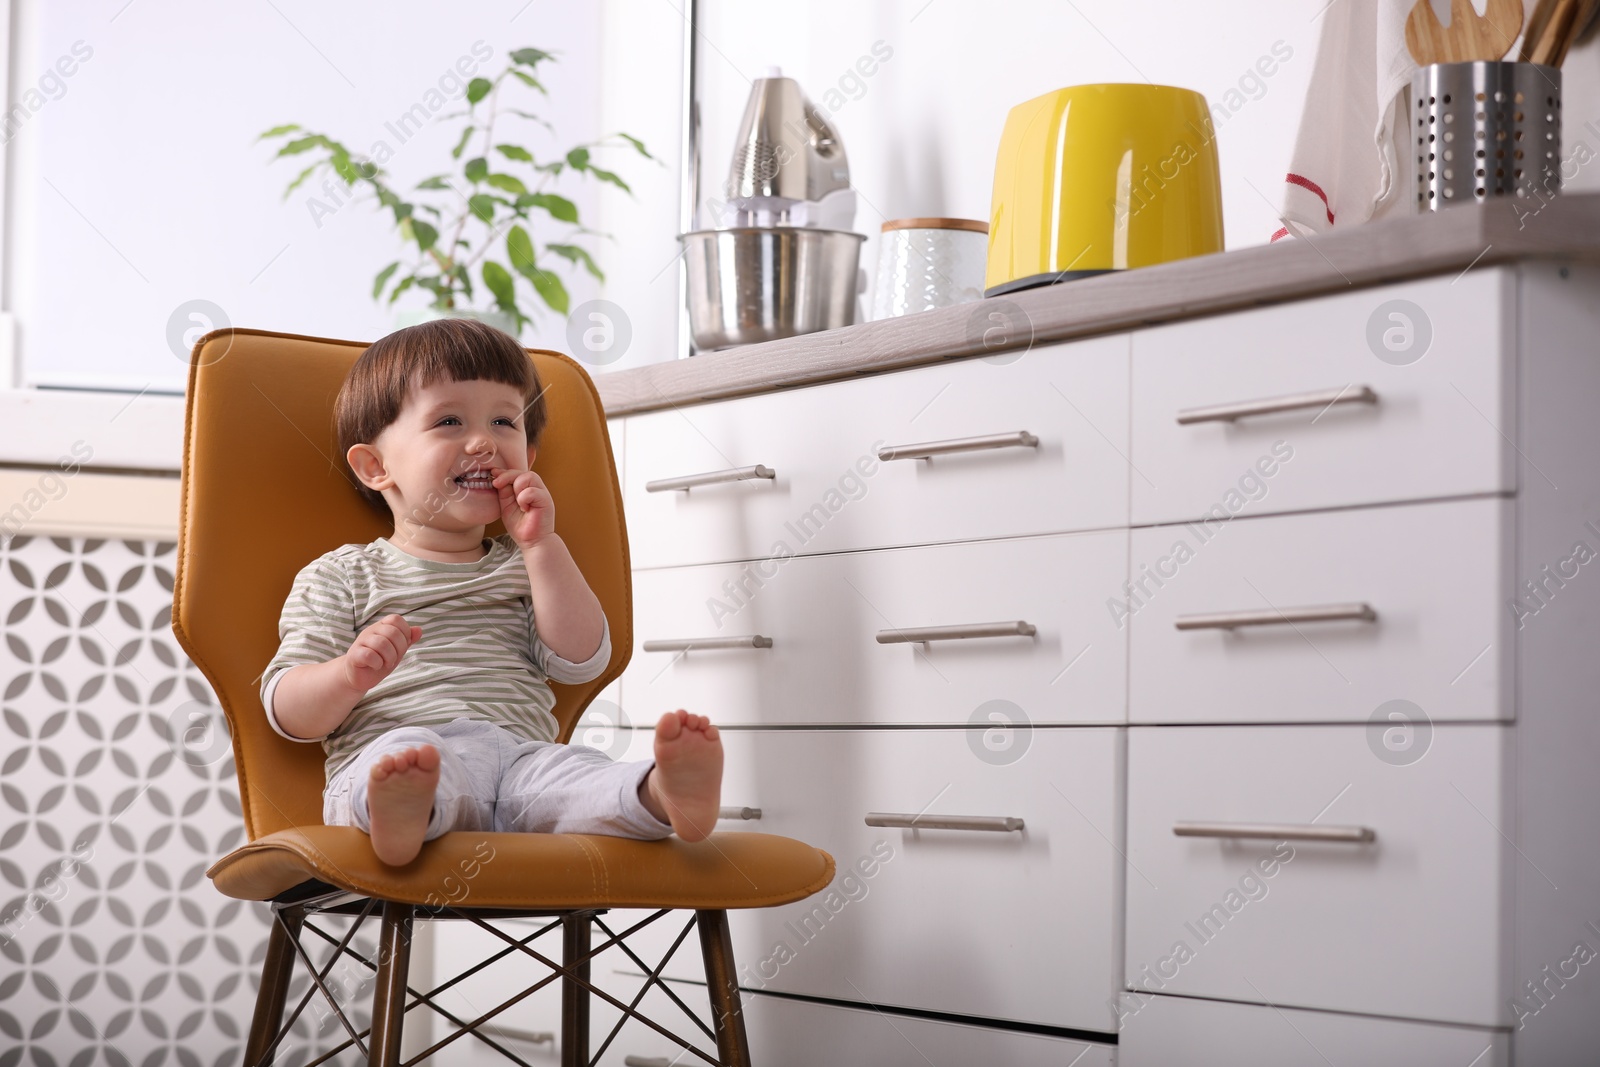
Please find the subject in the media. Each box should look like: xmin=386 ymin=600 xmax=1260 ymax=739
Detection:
xmin=368 ymin=902 xmax=414 ymax=1067
xmin=696 ymin=909 xmax=752 ymax=1067
xmin=561 ymin=911 xmax=592 ymax=1067
xmin=242 ymin=908 xmax=304 ymax=1067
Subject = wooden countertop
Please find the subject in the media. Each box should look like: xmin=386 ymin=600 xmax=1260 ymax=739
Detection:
xmin=596 ymin=192 xmax=1600 ymax=416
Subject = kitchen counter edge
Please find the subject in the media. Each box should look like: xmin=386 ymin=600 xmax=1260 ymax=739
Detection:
xmin=596 ymin=193 xmax=1600 ymax=416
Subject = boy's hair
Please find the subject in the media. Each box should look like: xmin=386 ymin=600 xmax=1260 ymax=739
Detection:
xmin=335 ymin=317 xmax=548 ymax=517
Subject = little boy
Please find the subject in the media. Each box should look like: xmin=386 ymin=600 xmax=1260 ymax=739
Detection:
xmin=259 ymin=317 xmax=722 ymax=866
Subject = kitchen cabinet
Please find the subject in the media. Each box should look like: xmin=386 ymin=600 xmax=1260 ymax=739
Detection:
xmin=594 ymin=253 xmax=1600 ymax=1064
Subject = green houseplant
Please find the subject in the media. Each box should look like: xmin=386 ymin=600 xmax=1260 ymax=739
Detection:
xmin=258 ymin=47 xmax=654 ymax=336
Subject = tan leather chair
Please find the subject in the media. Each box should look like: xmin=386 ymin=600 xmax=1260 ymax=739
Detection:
xmin=170 ymin=327 xmax=834 ymax=1066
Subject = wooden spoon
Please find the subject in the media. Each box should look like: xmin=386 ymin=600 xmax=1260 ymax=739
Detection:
xmin=1519 ymin=0 xmax=1581 ymax=63
xmin=1406 ymin=0 xmax=1525 ymax=64
xmin=1545 ymin=0 xmax=1600 ymax=63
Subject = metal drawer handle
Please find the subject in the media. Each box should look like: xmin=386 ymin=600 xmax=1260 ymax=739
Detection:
xmin=1176 ymin=385 xmax=1379 ymax=425
xmin=480 ymin=1024 xmax=554 ymax=1045
xmin=719 ymin=806 xmax=762 ymax=821
xmin=646 ymin=464 xmax=776 ymax=492
xmin=866 ymin=812 xmax=1025 ymax=833
xmin=624 ymin=1058 xmax=671 ymax=1067
xmin=877 ymin=431 xmax=1039 ymax=462
xmin=1174 ymin=821 xmax=1376 ymax=843
xmin=642 ymin=635 xmax=774 ymax=652
xmin=1174 ymin=603 xmax=1377 ymax=631
xmin=876 ymin=621 xmax=1037 ymax=644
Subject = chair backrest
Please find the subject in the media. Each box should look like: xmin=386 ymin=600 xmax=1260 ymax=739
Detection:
xmin=170 ymin=327 xmax=632 ymax=840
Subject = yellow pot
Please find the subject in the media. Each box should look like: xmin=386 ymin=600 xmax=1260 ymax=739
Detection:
xmin=984 ymin=83 xmax=1224 ymax=296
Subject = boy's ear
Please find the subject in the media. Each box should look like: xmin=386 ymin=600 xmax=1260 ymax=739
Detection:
xmin=346 ymin=443 xmax=390 ymax=490
xmin=526 ymin=442 xmax=538 ymax=468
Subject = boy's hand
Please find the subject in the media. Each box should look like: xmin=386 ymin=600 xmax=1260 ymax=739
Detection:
xmin=490 ymin=465 xmax=555 ymax=549
xmin=341 ymin=614 xmax=422 ymax=694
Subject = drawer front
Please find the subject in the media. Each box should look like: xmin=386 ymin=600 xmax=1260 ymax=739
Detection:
xmin=618 ymin=726 xmax=1123 ymax=1033
xmin=1127 ymin=496 xmax=1511 ymax=724
xmin=608 ymin=984 xmax=1116 ymax=1067
xmin=607 ymin=415 xmax=624 ymax=489
xmin=1125 ymin=724 xmax=1510 ymax=1026
xmin=1117 ymin=992 xmax=1508 ymax=1067
xmin=1130 ymin=270 xmax=1513 ymax=525
xmin=624 ymin=531 xmax=1128 ymax=726
xmin=622 ymin=335 xmax=1129 ymax=568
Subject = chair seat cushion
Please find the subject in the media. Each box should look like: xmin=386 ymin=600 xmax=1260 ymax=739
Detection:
xmin=207 ymin=827 xmax=835 ymax=909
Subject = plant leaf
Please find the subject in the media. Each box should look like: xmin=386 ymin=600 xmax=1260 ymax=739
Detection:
xmin=485 ymin=172 xmax=528 ymax=195
xmin=466 ymin=77 xmax=493 ymax=105
xmin=282 ymin=162 xmax=321 ymax=200
xmin=415 ymin=175 xmax=452 ymax=190
xmin=258 ymin=123 xmax=301 ymax=141
xmin=464 ymin=157 xmax=488 ymax=183
xmin=566 ymin=147 xmax=590 ymax=171
xmin=509 ymin=47 xmax=553 ymax=66
xmin=482 ymin=260 xmax=517 ymax=312
xmin=407 ymin=218 xmax=439 ymax=252
xmin=528 ymin=268 xmax=569 ymax=315
xmin=523 ymin=193 xmax=578 ymax=223
xmin=450 ymin=125 xmax=475 ymax=160
xmin=275 ymin=135 xmax=325 ymax=158
xmin=468 ymin=194 xmax=497 ymax=223
xmin=330 ymin=145 xmax=358 ymax=183
xmin=509 ymin=109 xmax=554 ymax=132
xmin=387 ymin=275 xmax=416 ymax=305
xmin=495 ymin=144 xmax=533 ymax=162
xmin=372 ymin=261 xmax=400 ymax=300
xmin=587 ymin=165 xmax=631 ymax=194
xmin=617 ymin=133 xmax=654 ymax=160
xmin=506 ymin=225 xmax=537 ymax=274
xmin=509 ymin=69 xmax=546 ymax=93
xmin=545 ymin=242 xmax=603 ymax=281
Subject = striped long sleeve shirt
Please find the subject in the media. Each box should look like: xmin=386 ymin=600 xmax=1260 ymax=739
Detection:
xmin=259 ymin=532 xmax=611 ymax=783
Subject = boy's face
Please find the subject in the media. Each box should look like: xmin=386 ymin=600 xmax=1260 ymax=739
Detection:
xmin=347 ymin=377 xmax=537 ymax=533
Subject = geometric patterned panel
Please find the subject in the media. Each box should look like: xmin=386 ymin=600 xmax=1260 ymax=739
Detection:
xmin=0 ymin=535 xmax=372 ymax=1064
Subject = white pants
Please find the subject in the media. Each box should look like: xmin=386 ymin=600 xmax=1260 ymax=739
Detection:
xmin=323 ymin=717 xmax=673 ymax=841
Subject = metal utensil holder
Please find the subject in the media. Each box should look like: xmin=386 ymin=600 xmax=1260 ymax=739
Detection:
xmin=1412 ymin=61 xmax=1561 ymax=208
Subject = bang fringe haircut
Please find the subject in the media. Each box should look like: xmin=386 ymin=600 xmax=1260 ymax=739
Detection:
xmin=334 ymin=317 xmax=548 ymax=517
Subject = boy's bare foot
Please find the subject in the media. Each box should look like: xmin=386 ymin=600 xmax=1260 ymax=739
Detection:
xmin=367 ymin=744 xmax=440 ymax=866
xmin=642 ymin=710 xmax=723 ymax=842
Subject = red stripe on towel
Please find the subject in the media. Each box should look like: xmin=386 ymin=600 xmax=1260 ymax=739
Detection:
xmin=1285 ymin=173 xmax=1335 ymax=225
xmin=1270 ymin=226 xmax=1291 ymax=242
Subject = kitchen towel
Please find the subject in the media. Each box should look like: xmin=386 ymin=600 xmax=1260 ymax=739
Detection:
xmin=1275 ymin=0 xmax=1535 ymax=240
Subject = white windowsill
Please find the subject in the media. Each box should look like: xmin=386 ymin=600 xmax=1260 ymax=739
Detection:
xmin=0 ymin=385 xmax=186 ymax=473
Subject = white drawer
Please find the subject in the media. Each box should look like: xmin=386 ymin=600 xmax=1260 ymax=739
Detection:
xmin=616 ymin=726 xmax=1123 ymax=1033
xmin=623 ymin=531 xmax=1128 ymax=726
xmin=1127 ymin=496 xmax=1511 ymax=724
xmin=608 ymin=984 xmax=1117 ymax=1067
xmin=1125 ymin=724 xmax=1511 ymax=1026
xmin=606 ymin=415 xmax=624 ymax=487
xmin=622 ymin=335 xmax=1129 ymax=568
xmin=1117 ymin=992 xmax=1508 ymax=1067
xmin=1130 ymin=270 xmax=1513 ymax=525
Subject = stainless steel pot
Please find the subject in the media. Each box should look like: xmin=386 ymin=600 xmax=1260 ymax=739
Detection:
xmin=681 ymin=227 xmax=865 ymax=351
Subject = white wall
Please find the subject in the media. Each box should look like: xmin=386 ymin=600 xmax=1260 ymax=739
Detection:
xmin=590 ymin=0 xmax=1600 ymax=374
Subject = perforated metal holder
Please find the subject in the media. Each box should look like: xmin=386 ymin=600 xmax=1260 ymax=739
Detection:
xmin=1412 ymin=61 xmax=1561 ymax=208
